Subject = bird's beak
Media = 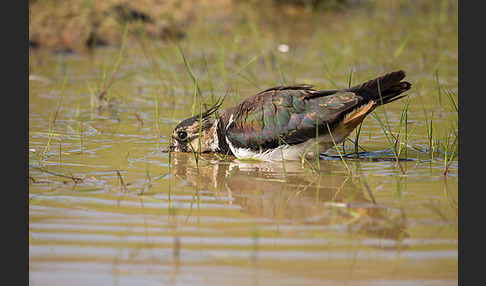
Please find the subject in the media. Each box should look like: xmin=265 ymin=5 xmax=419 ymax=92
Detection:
xmin=162 ymin=145 xmax=172 ymax=153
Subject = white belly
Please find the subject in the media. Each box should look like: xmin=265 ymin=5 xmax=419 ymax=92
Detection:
xmin=227 ymin=133 xmax=346 ymax=162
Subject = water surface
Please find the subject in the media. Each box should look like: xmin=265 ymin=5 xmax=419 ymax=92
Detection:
xmin=29 ymin=2 xmax=458 ymax=285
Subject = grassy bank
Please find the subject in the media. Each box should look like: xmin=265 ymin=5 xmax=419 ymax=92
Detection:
xmin=29 ymin=0 xmax=452 ymax=52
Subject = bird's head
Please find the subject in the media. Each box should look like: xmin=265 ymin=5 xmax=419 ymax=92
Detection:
xmin=166 ymin=98 xmax=225 ymax=154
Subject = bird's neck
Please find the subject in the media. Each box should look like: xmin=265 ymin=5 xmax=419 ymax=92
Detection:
xmin=193 ymin=118 xmax=218 ymax=153
xmin=198 ymin=116 xmax=232 ymax=155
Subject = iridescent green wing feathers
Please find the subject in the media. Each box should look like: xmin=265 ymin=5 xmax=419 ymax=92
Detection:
xmin=225 ymin=85 xmax=359 ymax=151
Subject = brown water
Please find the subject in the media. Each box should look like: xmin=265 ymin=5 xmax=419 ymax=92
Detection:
xmin=29 ymin=2 xmax=457 ymax=285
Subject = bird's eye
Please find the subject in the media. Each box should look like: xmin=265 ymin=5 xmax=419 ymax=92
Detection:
xmin=178 ymin=131 xmax=187 ymax=140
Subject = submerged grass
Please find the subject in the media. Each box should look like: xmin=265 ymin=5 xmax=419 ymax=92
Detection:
xmin=439 ymin=84 xmax=458 ymax=176
xmin=94 ymin=25 xmax=129 ymax=110
xmin=38 ymin=74 xmax=68 ymax=164
xmin=185 ymin=82 xmax=204 ymax=172
xmin=326 ymin=123 xmax=351 ymax=174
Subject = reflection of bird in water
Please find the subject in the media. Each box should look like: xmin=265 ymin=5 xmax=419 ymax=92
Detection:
xmin=169 ymin=152 xmax=408 ymax=244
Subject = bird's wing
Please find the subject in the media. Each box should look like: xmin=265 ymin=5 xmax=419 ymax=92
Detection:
xmin=224 ymin=85 xmax=360 ymax=151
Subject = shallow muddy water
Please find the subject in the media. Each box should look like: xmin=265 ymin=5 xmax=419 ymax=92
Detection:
xmin=29 ymin=2 xmax=457 ymax=285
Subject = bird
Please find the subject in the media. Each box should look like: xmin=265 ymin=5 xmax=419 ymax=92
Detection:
xmin=167 ymin=70 xmax=412 ymax=161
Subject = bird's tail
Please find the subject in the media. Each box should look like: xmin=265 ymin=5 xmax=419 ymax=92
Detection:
xmin=348 ymin=70 xmax=412 ymax=105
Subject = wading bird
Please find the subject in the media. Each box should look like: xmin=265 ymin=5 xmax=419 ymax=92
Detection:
xmin=167 ymin=70 xmax=411 ymax=161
